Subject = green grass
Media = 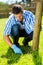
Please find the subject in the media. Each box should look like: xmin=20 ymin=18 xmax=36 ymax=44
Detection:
xmin=0 ymin=17 xmax=43 ymax=65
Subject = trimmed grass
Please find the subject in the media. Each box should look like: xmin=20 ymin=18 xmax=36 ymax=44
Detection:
xmin=0 ymin=17 xmax=43 ymax=65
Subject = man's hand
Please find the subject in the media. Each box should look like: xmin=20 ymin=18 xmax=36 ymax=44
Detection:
xmin=11 ymin=44 xmax=22 ymax=54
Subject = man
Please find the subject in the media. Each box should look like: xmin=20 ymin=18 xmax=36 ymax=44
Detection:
xmin=3 ymin=5 xmax=35 ymax=54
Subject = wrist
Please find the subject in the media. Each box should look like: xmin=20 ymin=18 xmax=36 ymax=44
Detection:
xmin=10 ymin=43 xmax=13 ymax=47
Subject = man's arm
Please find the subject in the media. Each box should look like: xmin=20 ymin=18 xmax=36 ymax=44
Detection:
xmin=3 ymin=35 xmax=13 ymax=47
xmin=3 ymin=35 xmax=22 ymax=54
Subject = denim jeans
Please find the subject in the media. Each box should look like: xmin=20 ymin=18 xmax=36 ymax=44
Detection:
xmin=11 ymin=24 xmax=33 ymax=44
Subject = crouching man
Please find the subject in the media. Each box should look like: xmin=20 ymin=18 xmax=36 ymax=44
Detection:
xmin=3 ymin=5 xmax=35 ymax=54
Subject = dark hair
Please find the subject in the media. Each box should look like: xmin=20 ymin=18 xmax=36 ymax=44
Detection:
xmin=12 ymin=5 xmax=23 ymax=14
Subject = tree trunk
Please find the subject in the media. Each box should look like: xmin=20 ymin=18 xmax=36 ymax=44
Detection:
xmin=32 ymin=1 xmax=42 ymax=51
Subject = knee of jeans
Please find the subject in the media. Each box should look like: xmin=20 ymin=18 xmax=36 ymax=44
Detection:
xmin=11 ymin=25 xmax=19 ymax=36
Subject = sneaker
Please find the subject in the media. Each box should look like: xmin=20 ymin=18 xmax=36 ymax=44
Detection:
xmin=14 ymin=43 xmax=20 ymax=47
xmin=23 ymin=40 xmax=28 ymax=46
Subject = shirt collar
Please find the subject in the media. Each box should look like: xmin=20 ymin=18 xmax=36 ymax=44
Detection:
xmin=13 ymin=14 xmax=25 ymax=24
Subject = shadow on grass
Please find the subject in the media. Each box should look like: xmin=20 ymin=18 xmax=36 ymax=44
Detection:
xmin=19 ymin=45 xmax=32 ymax=54
xmin=1 ymin=45 xmax=32 ymax=65
xmin=32 ymin=50 xmax=42 ymax=65
xmin=1 ymin=46 xmax=42 ymax=65
xmin=1 ymin=47 xmax=21 ymax=65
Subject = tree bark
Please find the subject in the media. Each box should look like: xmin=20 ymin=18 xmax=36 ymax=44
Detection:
xmin=32 ymin=1 xmax=42 ymax=51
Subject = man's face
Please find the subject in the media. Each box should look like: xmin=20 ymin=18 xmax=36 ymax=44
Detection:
xmin=14 ymin=12 xmax=23 ymax=22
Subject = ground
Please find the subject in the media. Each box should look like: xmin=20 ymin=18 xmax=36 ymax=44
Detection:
xmin=0 ymin=16 xmax=43 ymax=65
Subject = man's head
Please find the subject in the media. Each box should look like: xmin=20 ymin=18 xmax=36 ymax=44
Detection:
xmin=12 ymin=5 xmax=23 ymax=22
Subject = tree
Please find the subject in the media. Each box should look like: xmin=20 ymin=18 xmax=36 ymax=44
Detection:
xmin=32 ymin=1 xmax=43 ymax=51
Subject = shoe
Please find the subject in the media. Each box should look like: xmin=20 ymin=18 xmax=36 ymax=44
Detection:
xmin=23 ymin=40 xmax=28 ymax=46
xmin=14 ymin=43 xmax=20 ymax=47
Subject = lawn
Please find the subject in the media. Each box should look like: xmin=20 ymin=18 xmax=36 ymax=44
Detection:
xmin=0 ymin=16 xmax=43 ymax=65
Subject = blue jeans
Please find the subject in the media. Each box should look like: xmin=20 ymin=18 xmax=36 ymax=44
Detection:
xmin=11 ymin=24 xmax=33 ymax=45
